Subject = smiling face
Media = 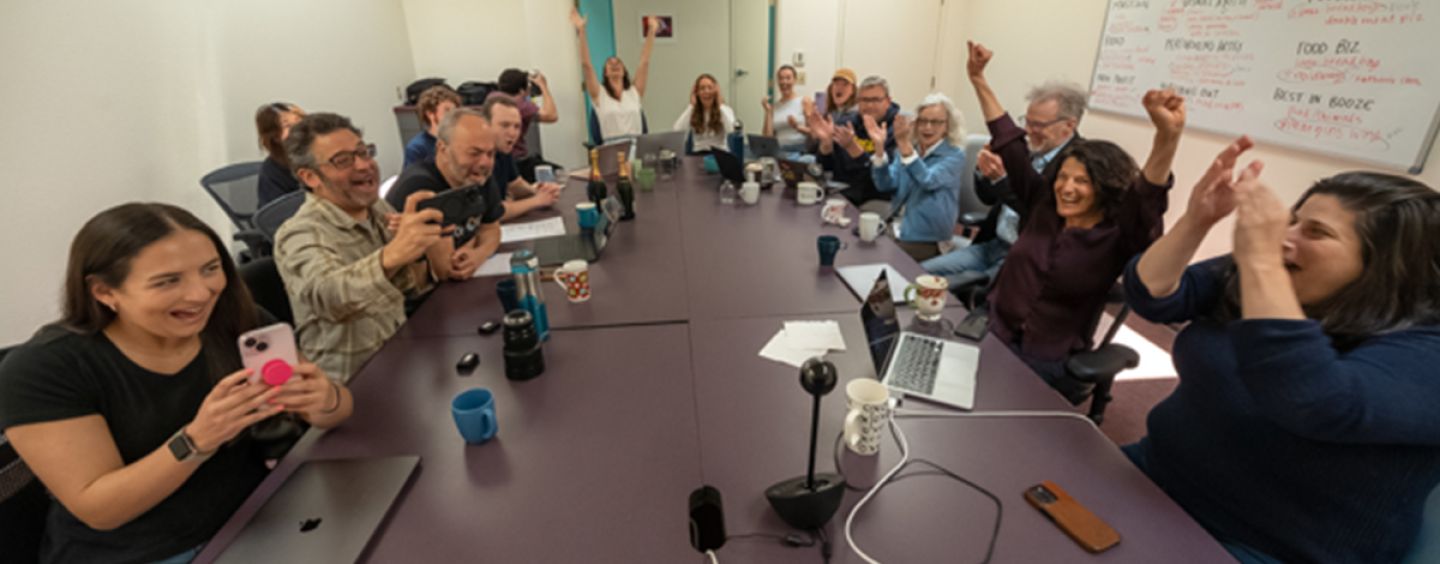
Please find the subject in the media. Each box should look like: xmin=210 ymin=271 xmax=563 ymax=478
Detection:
xmin=1053 ymin=157 xmax=1101 ymax=224
xmin=437 ymin=114 xmax=495 ymax=189
xmin=92 ymin=228 xmax=226 ymax=342
xmin=1024 ymin=99 xmax=1077 ymax=154
xmin=858 ymin=85 xmax=890 ymax=121
xmin=777 ymin=68 xmax=796 ymax=96
xmin=1283 ymin=194 xmax=1364 ymax=305
xmin=830 ymin=78 xmax=854 ymax=107
xmin=301 ymin=129 xmax=380 ymax=216
xmin=915 ymin=104 xmax=948 ymax=149
xmin=604 ymin=57 xmax=627 ymax=86
xmin=695 ymin=76 xmax=718 ymax=106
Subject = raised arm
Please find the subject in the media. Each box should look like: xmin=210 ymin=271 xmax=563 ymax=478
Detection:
xmin=1135 ymin=136 xmax=1253 ymax=298
xmin=1141 ymin=89 xmax=1185 ymax=185
xmin=966 ymin=42 xmax=1005 ymax=123
xmin=1232 ymin=161 xmax=1305 ymax=322
xmin=570 ymin=9 xmax=601 ymax=103
xmin=634 ymin=15 xmax=659 ymax=98
xmin=762 ymin=95 xmax=774 ymax=137
xmin=532 ymin=71 xmax=559 ymax=123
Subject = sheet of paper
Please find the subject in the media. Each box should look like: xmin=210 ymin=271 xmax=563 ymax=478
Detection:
xmin=835 ymin=264 xmax=911 ymax=304
xmin=472 ymin=252 xmax=513 ymax=278
xmin=500 ymin=217 xmax=566 ymax=243
xmin=759 ymin=329 xmax=829 ymax=369
xmin=783 ymin=320 xmax=846 ymax=351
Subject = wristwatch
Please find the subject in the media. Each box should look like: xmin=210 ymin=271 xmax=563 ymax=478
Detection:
xmin=167 ymin=428 xmax=214 ymax=463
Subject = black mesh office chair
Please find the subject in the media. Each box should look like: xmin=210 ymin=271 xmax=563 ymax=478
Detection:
xmin=1 ymin=347 xmax=50 ymax=564
xmin=200 ymin=161 xmax=267 ymax=260
xmin=253 ymin=190 xmax=305 ymax=244
xmin=1066 ymin=299 xmax=1139 ymax=425
xmin=239 ymin=257 xmax=293 ymax=326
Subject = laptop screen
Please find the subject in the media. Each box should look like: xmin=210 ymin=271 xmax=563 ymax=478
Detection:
xmin=859 ymin=270 xmax=901 ymax=374
xmin=590 ymin=196 xmax=623 ymax=252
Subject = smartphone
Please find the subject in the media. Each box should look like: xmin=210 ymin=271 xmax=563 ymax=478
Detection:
xmin=239 ymin=323 xmax=300 ymax=386
xmin=952 ymin=309 xmax=990 ymax=342
xmin=1024 ymin=481 xmax=1120 ymax=553
xmin=534 ymin=166 xmax=555 ymax=186
xmin=416 ymin=185 xmax=488 ymax=232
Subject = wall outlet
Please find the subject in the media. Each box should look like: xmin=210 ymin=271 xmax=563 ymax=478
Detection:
xmin=793 ymin=50 xmax=804 ymax=67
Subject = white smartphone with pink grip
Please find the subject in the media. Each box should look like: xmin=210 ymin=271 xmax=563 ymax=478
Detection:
xmin=238 ymin=323 xmax=299 ymax=386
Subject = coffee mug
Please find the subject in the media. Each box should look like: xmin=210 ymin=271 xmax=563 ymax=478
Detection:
xmin=817 ymin=235 xmax=847 ymax=267
xmin=822 ymin=198 xmax=848 ymax=224
xmin=844 ymin=379 xmax=890 ymax=456
xmin=904 ymin=275 xmax=949 ymax=321
xmin=452 ymin=388 xmax=498 ymax=444
xmin=534 ymin=165 xmax=555 ymax=185
xmin=797 ymin=181 xmax=823 ymax=205
xmin=745 ymin=162 xmax=765 ymax=183
xmin=552 ymin=259 xmax=591 ymax=303
xmin=740 ymin=181 xmax=760 ymax=205
xmin=496 ymin=279 xmax=519 ymax=312
xmin=576 ymin=202 xmax=599 ymax=229
xmin=859 ymin=212 xmax=884 ymax=242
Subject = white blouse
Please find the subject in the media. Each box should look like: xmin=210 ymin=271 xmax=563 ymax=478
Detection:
xmin=770 ymin=95 xmax=807 ymax=148
xmin=673 ymin=103 xmax=737 ymax=153
xmin=594 ymin=87 xmax=644 ymax=143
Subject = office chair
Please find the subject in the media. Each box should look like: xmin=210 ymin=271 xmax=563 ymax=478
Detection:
xmin=394 ymin=105 xmax=423 ymax=149
xmin=1065 ymin=294 xmax=1139 ymax=425
xmin=239 ymin=257 xmax=294 ymax=326
xmin=253 ymin=190 xmax=305 ymax=244
xmin=957 ymin=134 xmax=993 ymax=230
xmin=1 ymin=346 xmax=50 ymax=564
xmin=200 ymin=161 xmax=267 ymax=261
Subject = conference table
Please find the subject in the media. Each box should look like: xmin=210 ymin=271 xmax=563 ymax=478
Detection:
xmin=196 ymin=157 xmax=1235 ymax=563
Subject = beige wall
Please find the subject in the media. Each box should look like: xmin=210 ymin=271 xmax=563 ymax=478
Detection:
xmin=399 ymin=0 xmax=588 ymax=169
xmin=611 ymin=0 xmax=732 ymax=139
xmin=0 ymin=0 xmax=418 ymax=346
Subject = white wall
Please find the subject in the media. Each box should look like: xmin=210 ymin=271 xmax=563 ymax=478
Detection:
xmin=399 ymin=0 xmax=588 ymax=169
xmin=776 ymin=0 xmax=841 ymax=102
xmin=0 ymin=0 xmax=417 ymax=346
xmin=612 ymin=0 xmax=732 ymax=140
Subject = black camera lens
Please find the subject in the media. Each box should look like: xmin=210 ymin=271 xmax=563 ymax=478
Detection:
xmin=256 ymin=341 xmax=269 ymax=352
xmin=244 ymin=337 xmax=257 ymax=348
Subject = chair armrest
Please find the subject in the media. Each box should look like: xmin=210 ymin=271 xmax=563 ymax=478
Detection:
xmin=1066 ymin=344 xmax=1139 ymax=384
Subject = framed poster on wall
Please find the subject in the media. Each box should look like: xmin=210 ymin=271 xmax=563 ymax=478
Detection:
xmin=641 ymin=14 xmax=675 ymax=43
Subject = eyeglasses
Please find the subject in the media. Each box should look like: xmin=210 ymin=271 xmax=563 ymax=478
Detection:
xmin=858 ymin=96 xmax=888 ymax=104
xmin=323 ymin=143 xmax=377 ymax=170
xmin=916 ymin=118 xmax=946 ymax=128
xmin=1017 ymin=115 xmax=1069 ymax=131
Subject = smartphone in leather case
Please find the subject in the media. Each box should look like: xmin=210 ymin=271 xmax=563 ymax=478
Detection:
xmin=1024 ymin=481 xmax=1120 ymax=553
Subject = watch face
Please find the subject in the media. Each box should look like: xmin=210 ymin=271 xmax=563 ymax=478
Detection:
xmin=168 ymin=433 xmax=193 ymax=461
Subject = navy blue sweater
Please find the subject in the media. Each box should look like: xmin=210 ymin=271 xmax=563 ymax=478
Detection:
xmin=1123 ymin=255 xmax=1440 ymax=564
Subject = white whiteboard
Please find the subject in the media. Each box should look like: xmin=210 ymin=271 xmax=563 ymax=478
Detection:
xmin=1089 ymin=0 xmax=1440 ymax=173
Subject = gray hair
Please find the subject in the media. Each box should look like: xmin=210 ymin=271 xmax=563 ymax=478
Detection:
xmin=859 ymin=75 xmax=890 ymax=98
xmin=1025 ymin=80 xmax=1088 ymax=123
xmin=436 ymin=107 xmax=488 ymax=145
xmin=912 ymin=92 xmax=966 ymax=147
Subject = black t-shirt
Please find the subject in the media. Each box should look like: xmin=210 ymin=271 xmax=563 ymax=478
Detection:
xmin=0 ymin=327 xmax=269 ymax=564
xmin=257 ymin=157 xmax=301 ymax=208
xmin=493 ymin=152 xmax=519 ymax=191
xmin=386 ymin=159 xmax=505 ymax=248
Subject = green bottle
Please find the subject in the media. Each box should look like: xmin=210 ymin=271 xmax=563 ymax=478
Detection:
xmin=586 ymin=149 xmax=608 ymax=206
xmin=616 ymin=153 xmax=636 ymax=221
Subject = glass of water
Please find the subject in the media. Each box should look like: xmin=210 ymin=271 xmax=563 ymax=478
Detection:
xmin=719 ymin=180 xmax=736 ymax=204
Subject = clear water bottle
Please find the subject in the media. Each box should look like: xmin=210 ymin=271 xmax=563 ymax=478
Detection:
xmin=719 ymin=180 xmax=737 ymax=205
xmin=509 ymin=250 xmax=550 ymax=341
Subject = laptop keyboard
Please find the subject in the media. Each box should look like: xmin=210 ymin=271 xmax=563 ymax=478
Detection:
xmin=887 ymin=334 xmax=942 ymax=396
xmin=534 ymin=236 xmax=590 ymax=263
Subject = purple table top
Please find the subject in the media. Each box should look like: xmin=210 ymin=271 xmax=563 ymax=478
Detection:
xmin=670 ymin=158 xmax=933 ymax=321
xmin=395 ymin=174 xmax=691 ymax=337
xmin=687 ymin=311 xmax=1234 ymax=563
xmin=196 ymin=325 xmax=703 ymax=564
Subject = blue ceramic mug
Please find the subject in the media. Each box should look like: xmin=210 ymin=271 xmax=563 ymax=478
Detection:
xmin=452 ymin=388 xmax=498 ymax=444
xmin=576 ymin=202 xmax=599 ymax=229
xmin=817 ymin=235 xmax=847 ymax=267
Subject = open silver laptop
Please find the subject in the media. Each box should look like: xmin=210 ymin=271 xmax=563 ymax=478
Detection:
xmin=634 ymin=131 xmax=687 ymax=159
xmin=214 ymin=456 xmax=420 ymax=564
xmin=860 ymin=270 xmax=979 ymax=409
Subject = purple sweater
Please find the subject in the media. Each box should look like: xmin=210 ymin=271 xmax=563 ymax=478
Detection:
xmin=986 ymin=115 xmax=1171 ymax=361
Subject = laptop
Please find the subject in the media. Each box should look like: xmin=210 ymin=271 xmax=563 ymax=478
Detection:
xmin=778 ymin=158 xmax=820 ymax=189
xmin=747 ymin=135 xmax=780 ymax=159
xmin=860 ymin=270 xmax=980 ymax=410
xmin=596 ymin=140 xmax=634 ymax=176
xmin=634 ymin=131 xmax=687 ymax=158
xmin=531 ymin=196 xmax=623 ymax=266
xmin=711 ymin=150 xmax=746 ymax=185
xmin=214 ymin=456 xmax=420 ymax=564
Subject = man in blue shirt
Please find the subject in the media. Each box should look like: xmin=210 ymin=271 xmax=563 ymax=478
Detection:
xmin=403 ymin=86 xmax=461 ymax=168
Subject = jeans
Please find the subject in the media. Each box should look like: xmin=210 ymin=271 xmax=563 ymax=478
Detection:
xmin=921 ymin=238 xmax=1010 ymax=288
xmin=148 ymin=546 xmax=202 ymax=564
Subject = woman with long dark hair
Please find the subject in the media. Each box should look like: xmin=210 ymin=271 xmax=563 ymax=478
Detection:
xmin=255 ymin=102 xmax=305 ymax=207
xmin=571 ymin=7 xmax=658 ymax=143
xmin=762 ymin=65 xmax=806 ymax=152
xmin=0 ymin=204 xmax=353 ymax=564
xmin=673 ymin=73 xmax=736 ymax=154
xmin=1125 ymin=138 xmax=1440 ymax=564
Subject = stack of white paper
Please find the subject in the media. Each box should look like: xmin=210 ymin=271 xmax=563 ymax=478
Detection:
xmin=500 ymin=217 xmax=566 ymax=243
xmin=834 ymin=264 xmax=910 ymax=304
xmin=758 ymin=320 xmax=847 ymax=368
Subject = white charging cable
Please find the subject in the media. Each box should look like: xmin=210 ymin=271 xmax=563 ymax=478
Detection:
xmin=706 ymin=549 xmax=718 ymax=564
xmin=843 ymin=404 xmax=911 ymax=564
